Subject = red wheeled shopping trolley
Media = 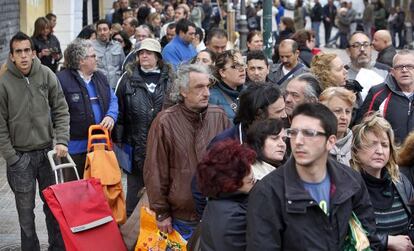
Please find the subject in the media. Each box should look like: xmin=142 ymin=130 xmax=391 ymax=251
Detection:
xmin=42 ymin=150 xmax=127 ymax=251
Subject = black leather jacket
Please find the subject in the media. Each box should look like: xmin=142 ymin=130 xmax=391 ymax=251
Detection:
xmin=113 ymin=64 xmax=172 ymax=174
xmin=370 ymin=173 xmax=414 ymax=250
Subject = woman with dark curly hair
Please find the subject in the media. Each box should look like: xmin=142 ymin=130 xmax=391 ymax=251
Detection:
xmin=209 ymin=49 xmax=246 ymax=121
xmin=311 ymin=53 xmax=348 ymax=90
xmin=197 ymin=139 xmax=256 ymax=251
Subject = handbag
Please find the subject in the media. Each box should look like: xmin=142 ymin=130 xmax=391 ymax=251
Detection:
xmin=120 ymin=188 xmax=149 ymax=251
xmin=342 ymin=212 xmax=371 ymax=251
xmin=135 ymin=207 xmax=187 ymax=251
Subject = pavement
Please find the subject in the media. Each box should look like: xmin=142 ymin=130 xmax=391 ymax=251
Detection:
xmin=0 ymin=157 xmax=49 ymax=250
xmin=0 ymin=156 xmax=128 ymax=250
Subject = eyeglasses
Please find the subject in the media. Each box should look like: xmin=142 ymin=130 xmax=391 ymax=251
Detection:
xmin=285 ymin=128 xmax=326 ymax=138
xmin=393 ymin=64 xmax=414 ymax=71
xmin=13 ymin=48 xmax=32 ymax=56
xmin=227 ymin=63 xmax=246 ymax=71
xmin=349 ymin=42 xmax=371 ymax=50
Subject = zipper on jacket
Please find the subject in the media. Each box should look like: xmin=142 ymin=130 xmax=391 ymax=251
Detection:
xmin=24 ymin=77 xmax=30 ymax=85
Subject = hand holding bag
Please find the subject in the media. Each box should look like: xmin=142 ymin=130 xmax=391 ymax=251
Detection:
xmin=343 ymin=212 xmax=371 ymax=251
xmin=135 ymin=207 xmax=187 ymax=251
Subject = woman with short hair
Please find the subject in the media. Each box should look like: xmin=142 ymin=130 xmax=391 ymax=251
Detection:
xmin=319 ymin=87 xmax=355 ymax=166
xmin=246 ymin=119 xmax=286 ymax=179
xmin=197 ymin=140 xmax=256 ymax=251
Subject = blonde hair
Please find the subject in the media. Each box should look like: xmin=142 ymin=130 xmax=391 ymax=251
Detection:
xmin=147 ymin=12 xmax=161 ymax=26
xmin=311 ymin=53 xmax=339 ymax=90
xmin=319 ymin=87 xmax=356 ymax=107
xmin=350 ymin=114 xmax=400 ymax=182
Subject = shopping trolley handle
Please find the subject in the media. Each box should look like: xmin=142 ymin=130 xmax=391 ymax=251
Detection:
xmin=47 ymin=150 xmax=76 ymax=171
xmin=47 ymin=150 xmax=80 ymax=183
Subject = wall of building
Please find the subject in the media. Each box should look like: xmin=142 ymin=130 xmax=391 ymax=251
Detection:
xmin=20 ymin=0 xmax=51 ymax=36
xmin=0 ymin=1 xmax=20 ymax=64
xmin=53 ymin=0 xmax=83 ymax=52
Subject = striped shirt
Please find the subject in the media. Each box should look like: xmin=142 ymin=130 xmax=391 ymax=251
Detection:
xmin=374 ymin=192 xmax=409 ymax=236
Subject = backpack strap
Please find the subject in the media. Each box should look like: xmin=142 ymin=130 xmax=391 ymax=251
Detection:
xmin=276 ymin=63 xmax=304 ymax=86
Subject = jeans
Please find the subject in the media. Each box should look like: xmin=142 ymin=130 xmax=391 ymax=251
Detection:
xmin=363 ymin=22 xmax=373 ymax=39
xmin=7 ymin=148 xmax=65 ymax=251
xmin=323 ymin=22 xmax=333 ymax=44
xmin=311 ymin=21 xmax=321 ymax=47
xmin=172 ymin=218 xmax=198 ymax=241
xmin=126 ymin=171 xmax=144 ymax=216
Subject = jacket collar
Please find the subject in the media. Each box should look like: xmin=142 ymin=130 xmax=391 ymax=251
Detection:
xmin=283 ymin=157 xmax=361 ymax=212
xmin=384 ymin=74 xmax=406 ymax=96
xmin=379 ymin=46 xmax=396 ymax=57
xmin=179 ymin=103 xmax=208 ymax=124
xmin=331 ymin=129 xmax=353 ymax=156
xmin=127 ymin=64 xmax=170 ymax=88
xmin=217 ymin=81 xmax=243 ymax=99
xmin=7 ymin=56 xmax=41 ymax=78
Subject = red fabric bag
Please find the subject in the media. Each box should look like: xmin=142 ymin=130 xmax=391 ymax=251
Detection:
xmin=43 ymin=178 xmax=127 ymax=251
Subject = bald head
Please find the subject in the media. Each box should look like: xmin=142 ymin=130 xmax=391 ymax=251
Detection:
xmin=278 ymin=39 xmax=300 ymax=69
xmin=372 ymin=30 xmax=392 ymax=51
xmin=279 ymin=39 xmax=298 ymax=53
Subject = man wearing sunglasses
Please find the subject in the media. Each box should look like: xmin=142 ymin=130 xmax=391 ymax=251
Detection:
xmin=247 ymin=103 xmax=380 ymax=250
xmin=357 ymin=50 xmax=414 ymax=143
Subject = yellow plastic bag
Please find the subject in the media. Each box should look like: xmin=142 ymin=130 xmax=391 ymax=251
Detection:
xmin=135 ymin=207 xmax=187 ymax=251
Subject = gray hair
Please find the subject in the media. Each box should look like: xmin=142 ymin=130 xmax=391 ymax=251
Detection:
xmin=170 ymin=64 xmax=212 ymax=103
xmin=392 ymin=49 xmax=413 ymax=67
xmin=64 ymin=38 xmax=93 ymax=70
xmin=288 ymin=73 xmax=322 ymax=101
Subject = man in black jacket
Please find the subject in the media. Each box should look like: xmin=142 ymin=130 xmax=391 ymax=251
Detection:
xmin=372 ymin=30 xmax=396 ymax=67
xmin=311 ymin=0 xmax=323 ymax=48
xmin=356 ymin=50 xmax=414 ymax=144
xmin=247 ymin=103 xmax=381 ymax=250
xmin=322 ymin=0 xmax=337 ymax=46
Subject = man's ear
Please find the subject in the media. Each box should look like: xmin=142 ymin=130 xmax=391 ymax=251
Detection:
xmin=9 ymin=53 xmax=15 ymax=62
xmin=326 ymin=134 xmax=337 ymax=151
xmin=180 ymin=89 xmax=188 ymax=99
xmin=219 ymin=68 xmax=226 ymax=79
xmin=295 ymin=49 xmax=300 ymax=56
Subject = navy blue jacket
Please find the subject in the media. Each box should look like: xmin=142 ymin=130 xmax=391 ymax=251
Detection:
xmin=57 ymin=69 xmax=110 ymax=140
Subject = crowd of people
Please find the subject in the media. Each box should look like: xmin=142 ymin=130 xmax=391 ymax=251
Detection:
xmin=3 ymin=0 xmax=414 ymax=250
